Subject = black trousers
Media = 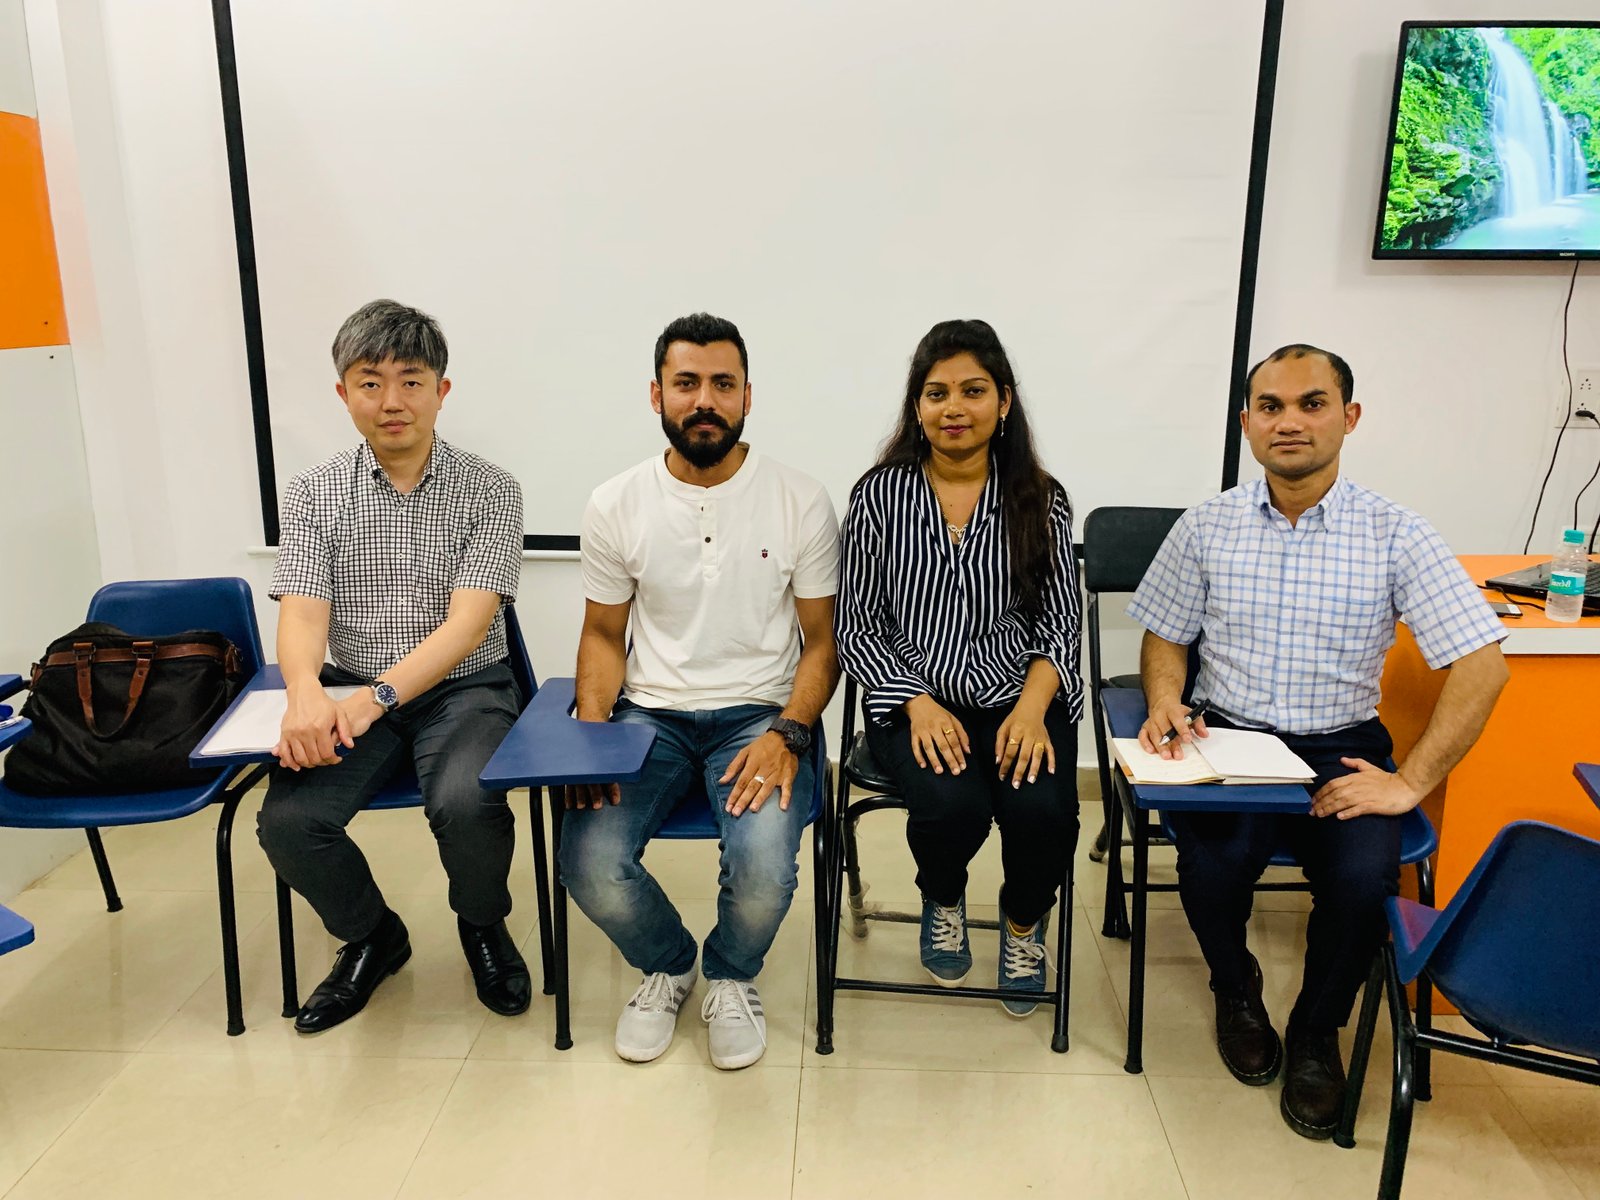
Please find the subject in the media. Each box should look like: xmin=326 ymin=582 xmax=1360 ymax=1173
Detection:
xmin=1166 ymin=714 xmax=1401 ymax=1035
xmin=256 ymin=662 xmax=520 ymax=943
xmin=865 ymin=701 xmax=1080 ymax=926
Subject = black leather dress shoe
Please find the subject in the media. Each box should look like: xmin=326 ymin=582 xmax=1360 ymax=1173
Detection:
xmin=295 ymin=911 xmax=411 ymax=1035
xmin=459 ymin=917 xmax=532 ymax=1016
xmin=1213 ymin=952 xmax=1282 ymax=1085
xmin=1281 ymin=1028 xmax=1348 ymax=1140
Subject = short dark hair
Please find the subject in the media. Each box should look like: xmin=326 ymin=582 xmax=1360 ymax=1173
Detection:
xmin=1243 ymin=343 xmax=1354 ymax=408
xmin=332 ymin=299 xmax=448 ymax=378
xmin=653 ymin=312 xmax=748 ymax=382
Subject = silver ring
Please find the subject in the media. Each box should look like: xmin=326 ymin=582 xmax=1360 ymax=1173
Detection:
xmin=753 ymin=774 xmax=766 ymax=784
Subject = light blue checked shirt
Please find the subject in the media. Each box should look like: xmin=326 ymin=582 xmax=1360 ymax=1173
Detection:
xmin=1127 ymin=477 xmax=1505 ymax=735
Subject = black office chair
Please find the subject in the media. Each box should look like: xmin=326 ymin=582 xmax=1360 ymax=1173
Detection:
xmin=1082 ymin=506 xmax=1190 ymax=938
xmin=813 ymin=677 xmax=1074 ymax=1055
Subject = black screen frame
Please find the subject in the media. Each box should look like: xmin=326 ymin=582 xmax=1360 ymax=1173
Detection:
xmin=1372 ymin=19 xmax=1600 ymax=263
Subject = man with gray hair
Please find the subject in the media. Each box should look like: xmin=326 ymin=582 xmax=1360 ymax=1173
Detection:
xmin=257 ymin=299 xmax=531 ymax=1034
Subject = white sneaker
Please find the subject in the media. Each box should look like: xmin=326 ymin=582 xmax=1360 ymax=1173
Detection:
xmin=700 ymin=978 xmax=768 ymax=1070
xmin=614 ymin=965 xmax=697 ymax=1063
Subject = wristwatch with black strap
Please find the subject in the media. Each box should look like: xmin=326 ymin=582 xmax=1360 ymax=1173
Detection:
xmin=768 ymin=715 xmax=811 ymax=756
xmin=370 ymin=678 xmax=400 ymax=714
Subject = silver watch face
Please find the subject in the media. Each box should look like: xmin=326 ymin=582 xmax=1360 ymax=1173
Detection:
xmin=374 ymin=682 xmax=399 ymax=711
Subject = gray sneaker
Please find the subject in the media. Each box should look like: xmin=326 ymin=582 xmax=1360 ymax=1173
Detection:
xmin=614 ymin=965 xmax=697 ymax=1063
xmin=701 ymin=978 xmax=768 ymax=1070
xmin=919 ymin=895 xmax=972 ymax=986
xmin=998 ymin=909 xmax=1049 ymax=1018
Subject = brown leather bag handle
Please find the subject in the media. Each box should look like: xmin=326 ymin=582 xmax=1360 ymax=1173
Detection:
xmin=72 ymin=640 xmax=156 ymax=740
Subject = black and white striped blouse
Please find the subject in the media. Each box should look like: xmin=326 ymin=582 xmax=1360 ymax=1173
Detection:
xmin=834 ymin=462 xmax=1084 ymax=725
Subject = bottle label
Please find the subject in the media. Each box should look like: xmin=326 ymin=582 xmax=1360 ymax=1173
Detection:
xmin=1549 ymin=570 xmax=1586 ymax=597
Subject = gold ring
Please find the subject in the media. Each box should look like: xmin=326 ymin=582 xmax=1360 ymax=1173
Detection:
xmin=1007 ymin=738 xmax=1022 ymax=744
xmin=941 ymin=727 xmax=955 ymax=735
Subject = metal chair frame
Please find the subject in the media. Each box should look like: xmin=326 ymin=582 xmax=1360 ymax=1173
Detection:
xmin=812 ymin=677 xmax=1074 ymax=1055
xmin=1335 ymin=821 xmax=1600 ymax=1199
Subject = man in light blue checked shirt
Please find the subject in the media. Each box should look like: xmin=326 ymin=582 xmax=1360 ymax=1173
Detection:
xmin=1128 ymin=344 xmax=1508 ymax=1142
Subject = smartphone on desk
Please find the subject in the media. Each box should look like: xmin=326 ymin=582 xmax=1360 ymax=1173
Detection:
xmin=1488 ymin=600 xmax=1522 ymax=618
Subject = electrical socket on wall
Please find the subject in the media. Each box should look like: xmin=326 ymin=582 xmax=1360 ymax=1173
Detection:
xmin=1556 ymin=367 xmax=1600 ymax=428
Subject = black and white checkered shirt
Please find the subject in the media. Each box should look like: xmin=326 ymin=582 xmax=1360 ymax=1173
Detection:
xmin=270 ymin=437 xmax=523 ymax=681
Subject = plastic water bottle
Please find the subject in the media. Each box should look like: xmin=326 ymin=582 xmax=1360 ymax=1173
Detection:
xmin=1546 ymin=528 xmax=1589 ymax=623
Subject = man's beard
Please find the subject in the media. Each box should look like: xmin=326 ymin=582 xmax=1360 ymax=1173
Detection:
xmin=663 ymin=410 xmax=745 ymax=469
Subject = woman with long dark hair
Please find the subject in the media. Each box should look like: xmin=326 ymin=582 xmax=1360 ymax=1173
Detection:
xmin=835 ymin=319 xmax=1082 ymax=1015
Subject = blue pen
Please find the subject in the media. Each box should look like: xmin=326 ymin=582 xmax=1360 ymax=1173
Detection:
xmin=1157 ymin=703 xmax=1209 ymax=748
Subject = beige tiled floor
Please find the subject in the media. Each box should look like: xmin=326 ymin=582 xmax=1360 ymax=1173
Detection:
xmin=0 ymin=776 xmax=1590 ymax=1199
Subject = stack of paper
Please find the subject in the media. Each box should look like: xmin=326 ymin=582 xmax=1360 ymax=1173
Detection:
xmin=195 ymin=687 xmax=363 ymax=757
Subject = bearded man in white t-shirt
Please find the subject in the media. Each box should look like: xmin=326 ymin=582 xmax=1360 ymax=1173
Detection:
xmin=562 ymin=312 xmax=840 ymax=1070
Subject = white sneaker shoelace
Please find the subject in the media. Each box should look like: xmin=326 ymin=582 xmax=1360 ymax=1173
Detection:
xmin=1001 ymin=927 xmax=1046 ymax=981
xmin=700 ymin=979 xmax=767 ymax=1047
xmin=929 ymin=904 xmax=965 ymax=952
xmin=628 ymin=971 xmax=683 ymax=1015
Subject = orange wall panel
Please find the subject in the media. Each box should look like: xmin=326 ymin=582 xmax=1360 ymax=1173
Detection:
xmin=0 ymin=112 xmax=68 ymax=349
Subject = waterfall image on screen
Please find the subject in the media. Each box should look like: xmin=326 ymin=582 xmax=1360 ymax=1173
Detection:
xmin=1375 ymin=24 xmax=1600 ymax=257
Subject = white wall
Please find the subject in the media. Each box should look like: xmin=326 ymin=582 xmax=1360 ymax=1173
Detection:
xmin=1254 ymin=0 xmax=1600 ymax=553
xmin=19 ymin=0 xmax=1600 ymax=786
xmin=1 ymin=0 xmax=101 ymax=899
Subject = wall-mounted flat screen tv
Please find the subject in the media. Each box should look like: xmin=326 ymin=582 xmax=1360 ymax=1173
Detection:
xmin=1374 ymin=22 xmax=1600 ymax=259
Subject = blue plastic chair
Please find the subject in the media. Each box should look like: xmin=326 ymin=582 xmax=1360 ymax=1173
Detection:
xmin=0 ymin=902 xmax=35 ymax=955
xmin=266 ymin=605 xmax=556 ymax=1018
xmin=1097 ymin=683 xmax=1439 ymax=1077
xmin=1336 ymin=821 xmax=1600 ymax=1198
xmin=545 ymin=693 xmax=830 ymax=1051
xmin=0 ymin=578 xmax=268 ymax=1033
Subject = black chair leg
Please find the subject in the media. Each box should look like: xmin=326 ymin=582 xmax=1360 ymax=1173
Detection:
xmin=84 ymin=828 xmax=123 ymax=913
xmin=826 ymin=791 xmax=847 ymax=989
xmin=1050 ymin=861 xmax=1073 ymax=1054
xmin=813 ymin=779 xmax=836 ymax=1054
xmin=276 ymin=875 xmax=299 ymax=1018
xmin=1378 ymin=945 xmax=1416 ymax=1200
xmin=215 ymin=791 xmax=246 ymax=1036
xmin=842 ymin=803 xmax=870 ymax=939
xmin=1335 ymin=953 xmax=1385 ymax=1148
xmin=526 ymin=787 xmax=557 ymax=997
xmin=550 ymin=795 xmax=572 ymax=1051
xmin=1100 ymin=794 xmax=1130 ymax=939
xmin=1124 ymin=791 xmax=1148 ymax=1074
xmin=1413 ymin=856 xmax=1435 ymax=1102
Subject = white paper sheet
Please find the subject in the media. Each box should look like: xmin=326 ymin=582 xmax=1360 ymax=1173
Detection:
xmin=1110 ymin=729 xmax=1314 ymax=786
xmin=195 ymin=687 xmax=363 ymax=756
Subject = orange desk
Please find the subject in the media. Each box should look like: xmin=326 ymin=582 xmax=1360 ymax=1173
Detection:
xmin=1379 ymin=554 xmax=1600 ymax=911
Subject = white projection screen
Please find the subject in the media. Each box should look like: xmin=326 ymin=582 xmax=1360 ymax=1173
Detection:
xmin=232 ymin=0 xmax=1266 ymax=542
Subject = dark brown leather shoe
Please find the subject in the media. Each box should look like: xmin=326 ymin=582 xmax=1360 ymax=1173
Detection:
xmin=1212 ymin=952 xmax=1282 ymax=1085
xmin=295 ymin=910 xmax=411 ymax=1034
xmin=1281 ymin=1028 xmax=1348 ymax=1140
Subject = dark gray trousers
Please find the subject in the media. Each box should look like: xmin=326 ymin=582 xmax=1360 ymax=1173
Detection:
xmin=256 ymin=662 xmax=519 ymax=943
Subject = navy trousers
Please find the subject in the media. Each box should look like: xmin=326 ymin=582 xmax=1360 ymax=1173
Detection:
xmin=1166 ymin=714 xmax=1401 ymax=1035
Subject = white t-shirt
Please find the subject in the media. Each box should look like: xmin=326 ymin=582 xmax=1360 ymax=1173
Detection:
xmin=581 ymin=448 xmax=840 ymax=711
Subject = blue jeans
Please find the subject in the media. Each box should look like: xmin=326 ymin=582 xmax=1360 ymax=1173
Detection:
xmin=558 ymin=701 xmax=811 ymax=981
